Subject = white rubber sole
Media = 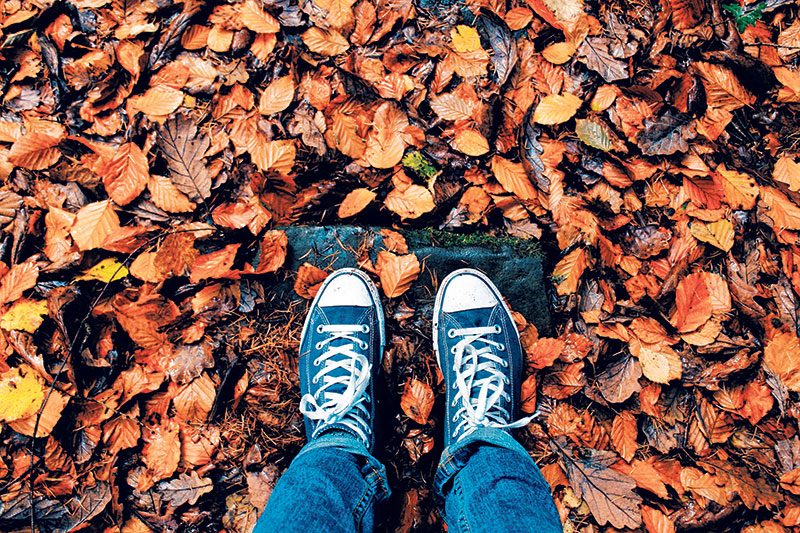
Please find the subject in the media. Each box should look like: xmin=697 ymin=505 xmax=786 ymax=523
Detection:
xmin=298 ymin=267 xmax=386 ymax=364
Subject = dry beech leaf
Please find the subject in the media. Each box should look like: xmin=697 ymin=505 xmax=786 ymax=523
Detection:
xmin=641 ymin=506 xmax=676 ymax=533
xmin=314 ymin=0 xmax=356 ymax=29
xmin=70 ymin=200 xmax=121 ymax=252
xmin=100 ymin=142 xmax=149 ymax=206
xmin=553 ymin=248 xmax=588 ymax=296
xmin=430 ymin=93 xmax=476 ymax=121
xmin=505 ymin=7 xmax=533 ymax=30
xmin=400 ymin=378 xmax=434 ymax=424
xmin=533 ymin=93 xmax=583 ymax=125
xmin=295 ymin=263 xmax=328 ymax=299
xmin=452 ymin=129 xmax=489 ymax=156
xmin=148 ymin=174 xmax=196 ymax=213
xmin=338 ymin=188 xmax=376 ymax=218
xmin=173 ymin=373 xmax=216 ymax=422
xmin=259 ymin=76 xmax=295 ymax=115
xmin=774 ymin=157 xmax=800 ymax=191
xmin=378 ymin=251 xmax=420 ymax=298
xmin=690 ymin=219 xmax=734 ymax=252
xmin=716 ymin=164 xmax=759 ymax=210
xmin=630 ymin=339 xmax=682 ymax=384
xmin=8 ymin=132 xmax=61 ymax=170
xmin=492 ymin=155 xmax=537 ymax=200
xmin=239 ymin=0 xmax=280 ymax=33
xmin=670 ymin=272 xmax=712 ymax=333
xmin=385 ymin=184 xmax=435 ymax=219
xmin=611 ymin=411 xmax=638 ymax=463
xmin=133 ymin=86 xmax=184 ymax=117
xmin=0 ymin=261 xmax=39 ymax=305
xmin=189 ymin=244 xmax=241 ymax=283
xmin=302 ymin=27 xmax=350 ymax=56
xmin=365 ymin=102 xmax=408 ymax=168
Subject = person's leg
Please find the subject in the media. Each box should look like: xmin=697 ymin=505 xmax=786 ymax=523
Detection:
xmin=432 ymin=269 xmax=562 ymax=533
xmin=254 ymin=432 xmax=390 ymax=533
xmin=434 ymin=429 xmax=561 ymax=532
xmin=253 ymin=269 xmax=390 ymax=533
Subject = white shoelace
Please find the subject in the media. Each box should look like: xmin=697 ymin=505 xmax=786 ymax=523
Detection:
xmin=449 ymin=325 xmax=534 ymax=440
xmin=299 ymin=324 xmax=372 ymax=445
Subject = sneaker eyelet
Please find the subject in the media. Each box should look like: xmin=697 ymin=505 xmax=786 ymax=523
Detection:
xmin=315 ymin=342 xmax=324 ymax=350
xmin=504 ymin=393 xmax=511 ymax=401
xmin=494 ymin=325 xmax=501 ymax=334
xmin=313 ymin=358 xmax=321 ymax=367
xmin=452 ymin=383 xmax=458 ymax=390
xmin=312 ymin=376 xmax=319 ymax=384
xmin=447 ymin=329 xmax=456 ymax=338
xmin=451 ymin=399 xmax=457 ymax=407
xmin=452 ymin=415 xmax=458 ymax=422
xmin=316 ymin=325 xmax=324 ymax=333
xmin=501 ymin=359 xmax=508 ymax=367
xmin=451 ymin=346 xmax=457 ymax=354
xmin=503 ymin=377 xmax=509 ymax=384
xmin=498 ymin=343 xmax=505 ymax=352
xmin=360 ymin=341 xmax=369 ymax=350
xmin=361 ymin=325 xmax=370 ymax=333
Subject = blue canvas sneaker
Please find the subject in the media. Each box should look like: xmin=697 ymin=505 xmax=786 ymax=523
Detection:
xmin=298 ymin=268 xmax=385 ymax=452
xmin=433 ymin=269 xmax=534 ymax=447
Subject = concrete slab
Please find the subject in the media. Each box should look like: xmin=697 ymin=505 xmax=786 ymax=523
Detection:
xmin=269 ymin=226 xmax=551 ymax=334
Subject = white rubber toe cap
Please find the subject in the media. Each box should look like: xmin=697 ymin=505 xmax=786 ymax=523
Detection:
xmin=317 ymin=273 xmax=372 ymax=307
xmin=441 ymin=273 xmax=498 ymax=312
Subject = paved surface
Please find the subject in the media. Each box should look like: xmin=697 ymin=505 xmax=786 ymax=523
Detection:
xmin=271 ymin=226 xmax=551 ymax=334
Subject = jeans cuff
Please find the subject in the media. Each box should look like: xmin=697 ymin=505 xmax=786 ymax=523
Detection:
xmin=296 ymin=432 xmax=392 ymax=504
xmin=433 ymin=427 xmax=532 ymax=507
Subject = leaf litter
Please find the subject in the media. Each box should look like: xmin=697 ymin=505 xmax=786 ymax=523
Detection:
xmin=0 ymin=0 xmax=799 ymax=531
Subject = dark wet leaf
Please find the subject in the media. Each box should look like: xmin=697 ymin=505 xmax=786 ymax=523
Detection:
xmin=477 ymin=10 xmax=517 ymax=87
xmin=637 ymin=109 xmax=696 ymax=156
xmin=595 ymin=352 xmax=642 ymax=404
xmin=577 ymin=37 xmax=629 ymax=82
xmin=158 ymin=115 xmax=211 ymax=202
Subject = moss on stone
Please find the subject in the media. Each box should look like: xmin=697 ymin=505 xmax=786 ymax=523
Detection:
xmin=402 ymin=229 xmax=541 ymax=256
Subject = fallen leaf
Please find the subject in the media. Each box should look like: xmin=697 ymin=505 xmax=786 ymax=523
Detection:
xmin=0 ymin=365 xmax=45 ymax=422
xmin=75 ymin=258 xmax=129 ymax=283
xmin=670 ymin=272 xmax=713 ymax=333
xmin=295 ymin=263 xmax=328 ymax=299
xmin=158 ymin=471 xmax=213 ymax=507
xmin=378 ymin=251 xmax=420 ymax=298
xmin=533 ymin=93 xmax=583 ymax=125
xmin=338 ymin=188 xmax=377 ymax=218
xmin=400 ymin=378 xmax=434 ymax=424
xmin=0 ymin=299 xmax=48 ymax=333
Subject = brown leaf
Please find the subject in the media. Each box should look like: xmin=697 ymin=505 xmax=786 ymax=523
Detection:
xmin=555 ymin=439 xmax=643 ymax=529
xmin=239 ymin=0 xmax=280 ymax=33
xmin=158 ymin=471 xmax=214 ymax=507
xmin=577 ymin=37 xmax=629 ymax=82
xmin=692 ymin=62 xmax=756 ymax=111
xmin=173 ymin=373 xmax=216 ymax=422
xmin=384 ymin=184 xmax=435 ymax=219
xmin=157 ymin=115 xmax=211 ymax=202
xmin=377 ymin=251 xmax=420 ymax=298
xmin=302 ymin=27 xmax=350 ymax=56
xmin=670 ymin=272 xmax=713 ymax=333
xmin=295 ymin=263 xmax=328 ymax=299
xmin=100 ymin=142 xmax=149 ymax=206
xmin=365 ymin=102 xmax=408 ymax=168
xmin=400 ymin=378 xmax=434 ymax=424
xmin=259 ymin=76 xmax=295 ymax=115
xmin=142 ymin=418 xmax=180 ymax=483
xmin=595 ymin=352 xmax=642 ymax=404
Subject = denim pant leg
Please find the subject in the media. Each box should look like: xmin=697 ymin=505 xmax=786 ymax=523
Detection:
xmin=434 ymin=428 xmax=562 ymax=533
xmin=254 ymin=433 xmax=391 ymax=533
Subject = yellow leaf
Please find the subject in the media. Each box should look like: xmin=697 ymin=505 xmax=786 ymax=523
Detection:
xmin=775 ymin=157 xmax=800 ymax=192
xmin=716 ymin=164 xmax=759 ymax=210
xmin=542 ymin=41 xmax=576 ymax=65
xmin=491 ymin=155 xmax=537 ymax=200
xmin=533 ymin=93 xmax=583 ymax=125
xmin=207 ymin=26 xmax=233 ymax=53
xmin=630 ymin=339 xmax=682 ymax=384
xmin=0 ymin=299 xmax=48 ymax=333
xmin=338 ymin=188 xmax=376 ymax=218
xmin=0 ymin=365 xmax=45 ymax=423
xmin=75 ymin=258 xmax=129 ymax=283
xmin=302 ymin=27 xmax=349 ymax=56
xmin=690 ymin=219 xmax=734 ymax=252
xmin=8 ymin=388 xmax=69 ymax=437
xmin=453 ymin=129 xmax=489 ymax=156
xmin=259 ymin=76 xmax=295 ymax=115
xmin=451 ymin=25 xmax=482 ymax=53
xmin=553 ymin=247 xmax=587 ymax=295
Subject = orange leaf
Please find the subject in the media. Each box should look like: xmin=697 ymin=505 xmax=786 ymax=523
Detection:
xmin=246 ymin=230 xmax=288 ymax=274
xmin=239 ymin=0 xmax=280 ymax=33
xmin=384 ymin=184 xmax=435 ymax=219
xmin=142 ymin=419 xmax=180 ymax=483
xmin=452 ymin=128 xmax=489 ymax=156
xmin=313 ymin=0 xmax=356 ymax=29
xmin=505 ymin=7 xmax=533 ymax=30
xmin=130 ymin=252 xmax=165 ymax=283
xmin=295 ymin=263 xmax=328 ymax=299
xmin=741 ymin=380 xmax=773 ymax=425
xmin=173 ymin=373 xmax=216 ymax=422
xmin=70 ymin=200 xmax=121 ymax=251
xmin=259 ymin=76 xmax=295 ymax=115
xmin=133 ymin=86 xmax=184 ymax=116
xmin=693 ymin=62 xmax=755 ymax=111
xmin=553 ymin=247 xmax=587 ymax=295
xmin=591 ymin=85 xmax=619 ymax=112
xmin=761 ymin=186 xmax=800 ymax=231
xmin=520 ymin=374 xmax=537 ymax=413
xmin=378 ymin=251 xmax=420 ymax=298
xmin=630 ymin=339 xmax=682 ymax=384
xmin=541 ymin=41 xmax=576 ymax=65
xmin=250 ymin=138 xmax=296 ymax=175
xmin=611 ymin=411 xmax=638 ymax=463
xmin=338 ymin=188 xmax=377 ymax=218
xmin=690 ymin=219 xmax=734 ymax=252
xmin=148 ymin=174 xmax=195 ymax=213
xmin=533 ymin=93 xmax=583 ymax=125
xmin=715 ymin=164 xmax=758 ymax=210
xmin=527 ymin=337 xmax=565 ymax=369
xmin=775 ymin=156 xmax=800 ymax=192
xmin=0 ymin=261 xmax=38 ymax=306
xmin=100 ymin=142 xmax=149 ymax=206
xmin=190 ymin=244 xmax=241 ymax=283
xmin=764 ymin=331 xmax=800 ymax=391
xmin=302 ymin=27 xmax=349 ymax=56
xmin=670 ymin=272 xmax=712 ymax=333
xmin=491 ymin=155 xmax=537 ymax=200
xmin=380 ymin=229 xmax=408 ymax=254
xmin=400 ymin=378 xmax=434 ymax=424
xmin=429 ymin=93 xmax=476 ymax=121
xmin=9 ymin=388 xmax=69 ymax=437
xmin=8 ymin=132 xmax=61 ymax=170
xmin=365 ymin=102 xmax=408 ymax=168
xmin=641 ymin=506 xmax=675 ymax=533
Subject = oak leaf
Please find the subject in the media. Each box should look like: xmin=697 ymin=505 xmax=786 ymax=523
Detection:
xmin=378 ymin=251 xmax=420 ymax=298
xmin=400 ymin=378 xmax=434 ymax=424
xmin=159 ymin=471 xmax=214 ymax=507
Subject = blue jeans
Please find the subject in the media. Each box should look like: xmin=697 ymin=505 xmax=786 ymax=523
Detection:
xmin=253 ymin=428 xmax=562 ymax=532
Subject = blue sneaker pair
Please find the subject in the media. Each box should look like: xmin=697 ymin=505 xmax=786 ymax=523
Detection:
xmin=298 ymin=268 xmax=533 ymax=452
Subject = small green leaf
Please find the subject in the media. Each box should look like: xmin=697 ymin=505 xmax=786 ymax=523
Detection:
xmin=576 ymin=119 xmax=613 ymax=151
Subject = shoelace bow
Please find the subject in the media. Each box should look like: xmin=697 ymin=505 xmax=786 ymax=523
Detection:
xmin=299 ymin=324 xmax=372 ymax=444
xmin=449 ymin=325 xmax=534 ymax=440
